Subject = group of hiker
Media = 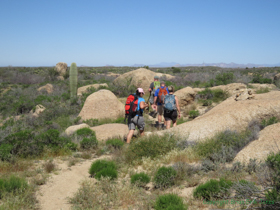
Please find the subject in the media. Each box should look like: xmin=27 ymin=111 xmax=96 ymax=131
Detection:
xmin=125 ymin=75 xmax=181 ymax=143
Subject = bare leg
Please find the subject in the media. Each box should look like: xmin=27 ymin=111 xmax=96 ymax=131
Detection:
xmin=173 ymin=120 xmax=177 ymax=127
xmin=166 ymin=120 xmax=171 ymax=129
xmin=126 ymin=130 xmax=135 ymax=144
xmin=140 ymin=129 xmax=144 ymax=136
xmin=158 ymin=114 xmax=162 ymax=124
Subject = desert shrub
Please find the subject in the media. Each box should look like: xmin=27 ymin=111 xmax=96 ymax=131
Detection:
xmin=0 ymin=175 xmax=28 ymax=198
xmin=245 ymin=158 xmax=259 ymax=174
xmin=76 ymin=127 xmax=94 ymax=137
xmin=201 ymin=99 xmax=212 ymax=106
xmin=95 ymin=167 xmax=118 ymax=180
xmin=188 ymin=110 xmax=199 ymax=119
xmin=43 ymin=159 xmax=56 ymax=173
xmin=256 ymin=87 xmax=270 ymax=94
xmin=89 ymin=159 xmax=117 ymax=180
xmin=154 ymin=166 xmax=177 ymax=189
xmin=266 ymin=152 xmax=280 ymax=189
xmin=195 ymin=129 xmax=256 ymax=163
xmin=155 ymin=193 xmax=187 ymax=210
xmin=0 ymin=144 xmax=13 ymax=161
xmin=172 ymin=162 xmax=198 ymax=181
xmin=215 ymin=72 xmax=234 ymax=85
xmin=233 ymin=179 xmax=258 ymax=199
xmin=131 ymin=172 xmax=150 ymax=187
xmin=80 ymin=137 xmax=98 ymax=149
xmin=231 ymin=161 xmax=244 ymax=173
xmin=193 ymin=178 xmax=232 ymax=201
xmin=197 ymin=88 xmax=229 ymax=103
xmin=201 ymin=159 xmax=217 ymax=172
xmin=196 ymin=88 xmax=213 ymax=100
xmin=65 ymin=142 xmax=78 ymax=151
xmin=171 ymin=67 xmax=181 ymax=73
xmin=252 ymin=74 xmax=272 ymax=84
xmin=211 ymin=89 xmax=229 ymax=102
xmin=261 ymin=116 xmax=279 ymax=128
xmin=124 ymin=134 xmax=177 ymax=164
xmin=106 ymin=138 xmax=124 ymax=149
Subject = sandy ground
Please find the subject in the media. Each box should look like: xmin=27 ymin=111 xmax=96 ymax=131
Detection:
xmin=37 ymin=156 xmax=109 ymax=210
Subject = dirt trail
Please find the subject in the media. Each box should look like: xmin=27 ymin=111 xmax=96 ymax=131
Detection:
xmin=37 ymin=156 xmax=108 ymax=210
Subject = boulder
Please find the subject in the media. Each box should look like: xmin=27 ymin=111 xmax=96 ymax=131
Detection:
xmin=113 ymin=68 xmax=174 ymax=94
xmin=90 ymin=123 xmax=129 ymax=141
xmin=77 ymin=83 xmax=108 ymax=96
xmin=56 ymin=76 xmax=64 ymax=81
xmin=174 ymin=87 xmax=196 ymax=107
xmin=235 ymin=89 xmax=255 ymax=101
xmin=78 ymin=89 xmax=124 ymax=121
xmin=30 ymin=104 xmax=46 ymax=117
xmin=274 ymin=73 xmax=280 ymax=81
xmin=54 ymin=62 xmax=67 ymax=76
xmin=37 ymin=84 xmax=53 ymax=94
xmin=157 ymin=91 xmax=280 ymax=142
xmin=65 ymin=123 xmax=90 ymax=136
xmin=234 ymin=123 xmax=280 ymax=164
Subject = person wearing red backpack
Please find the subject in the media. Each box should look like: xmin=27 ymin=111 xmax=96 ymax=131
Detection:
xmin=152 ymin=81 xmax=169 ymax=129
xmin=126 ymin=88 xmax=149 ymax=144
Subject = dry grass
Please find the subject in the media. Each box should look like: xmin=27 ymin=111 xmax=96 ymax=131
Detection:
xmin=0 ymin=159 xmax=33 ymax=174
xmin=43 ymin=159 xmax=56 ymax=173
xmin=69 ymin=178 xmax=155 ymax=209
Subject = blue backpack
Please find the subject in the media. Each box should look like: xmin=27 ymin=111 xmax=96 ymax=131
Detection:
xmin=164 ymin=94 xmax=176 ymax=111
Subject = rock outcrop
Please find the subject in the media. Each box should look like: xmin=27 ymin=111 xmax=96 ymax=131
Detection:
xmin=113 ymin=68 xmax=175 ymax=94
xmin=78 ymin=89 xmax=124 ymax=121
xmin=90 ymin=123 xmax=129 ymax=141
xmin=174 ymin=87 xmax=196 ymax=107
xmin=77 ymin=83 xmax=108 ymax=96
xmin=54 ymin=62 xmax=67 ymax=76
xmin=30 ymin=104 xmax=46 ymax=118
xmin=234 ymin=123 xmax=280 ymax=163
xmin=235 ymin=89 xmax=255 ymax=101
xmin=158 ymin=91 xmax=280 ymax=142
xmin=37 ymin=84 xmax=53 ymax=94
xmin=65 ymin=123 xmax=90 ymax=136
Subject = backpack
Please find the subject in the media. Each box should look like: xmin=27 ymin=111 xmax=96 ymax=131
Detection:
xmin=125 ymin=94 xmax=138 ymax=118
xmin=153 ymin=81 xmax=160 ymax=90
xmin=158 ymin=86 xmax=168 ymax=104
xmin=164 ymin=94 xmax=177 ymax=111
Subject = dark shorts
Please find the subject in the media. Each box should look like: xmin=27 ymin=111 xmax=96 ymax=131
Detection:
xmin=164 ymin=110 xmax=178 ymax=121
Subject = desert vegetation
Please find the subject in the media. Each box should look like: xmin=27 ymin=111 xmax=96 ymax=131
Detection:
xmin=0 ymin=65 xmax=280 ymax=209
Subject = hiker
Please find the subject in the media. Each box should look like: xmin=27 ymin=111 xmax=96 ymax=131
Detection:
xmin=126 ymin=88 xmax=149 ymax=144
xmin=152 ymin=81 xmax=169 ymax=129
xmin=163 ymin=86 xmax=181 ymax=129
xmin=148 ymin=75 xmax=160 ymax=117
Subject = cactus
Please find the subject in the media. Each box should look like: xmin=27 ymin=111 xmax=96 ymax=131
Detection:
xmin=70 ymin=62 xmax=78 ymax=98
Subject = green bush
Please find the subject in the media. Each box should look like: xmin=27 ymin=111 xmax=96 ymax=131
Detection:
xmin=124 ymin=134 xmax=177 ymax=164
xmin=171 ymin=67 xmax=181 ymax=73
xmin=197 ymin=88 xmax=229 ymax=103
xmin=80 ymin=137 xmax=98 ymax=149
xmin=0 ymin=144 xmax=13 ymax=161
xmin=193 ymin=178 xmax=232 ymax=201
xmin=215 ymin=72 xmax=234 ymax=85
xmin=261 ymin=117 xmax=279 ymax=128
xmin=201 ymin=100 xmax=212 ymax=106
xmin=154 ymin=166 xmax=177 ymax=189
xmin=252 ymin=74 xmax=272 ymax=84
xmin=195 ymin=129 xmax=254 ymax=163
xmin=106 ymin=138 xmax=124 ymax=149
xmin=131 ymin=172 xmax=150 ymax=187
xmin=0 ymin=175 xmax=28 ymax=198
xmin=155 ymin=193 xmax=187 ymax=210
xmin=65 ymin=142 xmax=78 ymax=151
xmin=89 ymin=160 xmax=117 ymax=180
xmin=189 ymin=110 xmax=199 ymax=119
xmin=266 ymin=152 xmax=280 ymax=189
xmin=95 ymin=167 xmax=118 ymax=180
xmin=76 ymin=127 xmax=94 ymax=137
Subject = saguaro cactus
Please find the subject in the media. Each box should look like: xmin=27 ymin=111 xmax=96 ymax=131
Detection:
xmin=70 ymin=62 xmax=78 ymax=98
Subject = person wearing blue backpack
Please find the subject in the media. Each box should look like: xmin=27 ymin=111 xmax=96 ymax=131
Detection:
xmin=163 ymin=86 xmax=181 ymax=129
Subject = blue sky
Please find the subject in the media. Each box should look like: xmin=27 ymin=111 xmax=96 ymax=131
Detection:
xmin=0 ymin=0 xmax=279 ymax=66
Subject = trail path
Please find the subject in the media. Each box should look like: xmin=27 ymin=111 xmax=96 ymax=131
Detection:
xmin=37 ymin=156 xmax=108 ymax=210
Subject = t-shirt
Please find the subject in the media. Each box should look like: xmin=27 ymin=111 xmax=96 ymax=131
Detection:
xmin=137 ymin=97 xmax=145 ymax=116
xmin=154 ymin=86 xmax=169 ymax=105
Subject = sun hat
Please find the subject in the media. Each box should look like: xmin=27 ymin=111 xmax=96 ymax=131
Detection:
xmin=137 ymin=88 xmax=145 ymax=95
xmin=160 ymin=81 xmax=165 ymax=85
xmin=154 ymin=75 xmax=159 ymax=79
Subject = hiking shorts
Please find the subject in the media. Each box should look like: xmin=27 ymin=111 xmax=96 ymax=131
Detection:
xmin=128 ymin=115 xmax=145 ymax=130
xmin=158 ymin=105 xmax=164 ymax=115
xmin=164 ymin=110 xmax=178 ymax=122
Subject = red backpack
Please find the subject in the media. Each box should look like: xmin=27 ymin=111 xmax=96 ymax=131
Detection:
xmin=158 ymin=87 xmax=168 ymax=104
xmin=125 ymin=94 xmax=138 ymax=118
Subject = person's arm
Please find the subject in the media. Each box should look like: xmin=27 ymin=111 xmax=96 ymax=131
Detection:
xmin=175 ymin=95 xmax=181 ymax=118
xmin=140 ymin=101 xmax=149 ymax=109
